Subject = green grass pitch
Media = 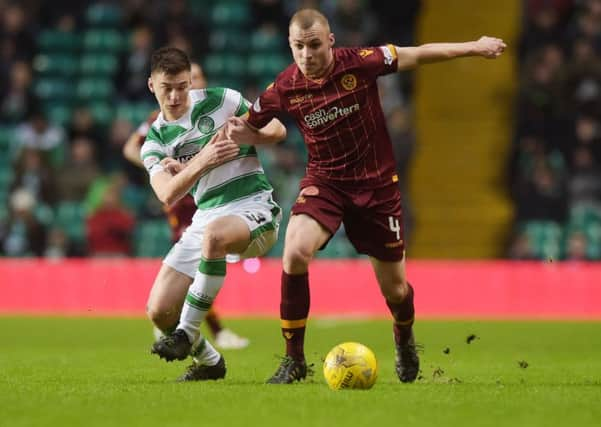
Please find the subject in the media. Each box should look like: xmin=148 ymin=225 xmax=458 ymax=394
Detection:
xmin=1 ymin=317 xmax=600 ymax=427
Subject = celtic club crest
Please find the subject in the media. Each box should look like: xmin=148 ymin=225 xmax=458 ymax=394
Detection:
xmin=198 ymin=116 xmax=215 ymax=133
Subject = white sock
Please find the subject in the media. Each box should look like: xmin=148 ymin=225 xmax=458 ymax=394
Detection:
xmin=152 ymin=326 xmax=164 ymax=341
xmin=191 ymin=336 xmax=221 ymax=366
xmin=178 ymin=258 xmax=226 ymax=343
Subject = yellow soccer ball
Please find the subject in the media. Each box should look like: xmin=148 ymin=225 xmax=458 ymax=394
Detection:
xmin=323 ymin=342 xmax=378 ymax=390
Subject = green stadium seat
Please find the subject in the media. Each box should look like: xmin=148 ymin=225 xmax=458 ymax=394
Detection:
xmin=520 ymin=221 xmax=563 ymax=260
xmin=566 ymin=205 xmax=601 ymax=259
xmin=80 ymin=53 xmax=118 ymax=76
xmin=188 ymin=0 xmax=214 ymax=19
xmin=134 ymin=220 xmax=172 ymax=257
xmin=248 ymin=53 xmax=289 ymax=79
xmin=250 ymin=31 xmax=284 ymax=51
xmin=44 ymin=103 xmax=73 ymax=127
xmin=33 ymin=77 xmax=73 ymax=101
xmin=87 ymin=102 xmax=114 ymax=126
xmin=0 ymin=126 xmax=14 ymax=152
xmin=208 ymin=29 xmax=248 ymax=52
xmin=0 ymin=169 xmax=13 ymax=191
xmin=37 ymin=30 xmax=80 ymax=52
xmin=53 ymin=201 xmax=87 ymax=244
xmin=83 ymin=29 xmax=125 ymax=52
xmin=115 ymin=103 xmax=155 ymax=125
xmin=210 ymin=3 xmax=250 ymax=27
xmin=76 ymin=78 xmax=114 ymax=101
xmin=33 ymin=54 xmax=79 ymax=76
xmin=85 ymin=3 xmax=122 ymax=27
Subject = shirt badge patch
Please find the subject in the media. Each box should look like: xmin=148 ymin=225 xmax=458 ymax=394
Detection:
xmin=197 ymin=116 xmax=215 ymax=134
xmin=341 ymin=74 xmax=357 ymax=91
xmin=359 ymin=49 xmax=374 ymax=58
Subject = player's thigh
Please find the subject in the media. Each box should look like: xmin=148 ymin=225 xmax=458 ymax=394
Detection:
xmin=284 ymin=213 xmax=332 ymax=260
xmin=369 ymin=256 xmax=408 ymax=301
xmin=146 ymin=263 xmax=193 ymax=316
xmin=203 ymin=215 xmax=251 ymax=255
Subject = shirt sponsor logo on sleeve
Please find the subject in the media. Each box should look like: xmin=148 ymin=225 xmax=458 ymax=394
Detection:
xmin=380 ymin=46 xmax=394 ymax=65
xmin=289 ymin=93 xmax=313 ymax=105
xmin=143 ymin=155 xmax=161 ymax=170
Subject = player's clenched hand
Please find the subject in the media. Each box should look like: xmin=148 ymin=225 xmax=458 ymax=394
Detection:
xmin=160 ymin=157 xmax=183 ymax=175
xmin=199 ymin=127 xmax=240 ymax=167
xmin=474 ymin=36 xmax=506 ymax=59
xmin=226 ymin=116 xmax=258 ymax=145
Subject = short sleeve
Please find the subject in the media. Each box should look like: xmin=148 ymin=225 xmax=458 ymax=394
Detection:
xmin=246 ymin=82 xmax=283 ymax=129
xmin=140 ymin=127 xmax=166 ymax=177
xmin=356 ymin=45 xmax=398 ymax=78
xmin=224 ymin=88 xmax=252 ymax=117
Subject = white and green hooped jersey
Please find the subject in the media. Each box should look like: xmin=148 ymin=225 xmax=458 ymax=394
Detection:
xmin=141 ymin=88 xmax=274 ymax=212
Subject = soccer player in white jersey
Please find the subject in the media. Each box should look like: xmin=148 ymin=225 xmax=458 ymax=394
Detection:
xmin=141 ymin=47 xmax=286 ymax=381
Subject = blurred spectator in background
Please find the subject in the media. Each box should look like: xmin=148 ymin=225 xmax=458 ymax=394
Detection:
xmin=0 ymin=61 xmax=35 ymax=124
xmin=568 ymin=145 xmax=601 ymax=205
xmin=0 ymin=188 xmax=47 ymax=257
xmin=56 ymin=137 xmax=100 ymax=202
xmin=11 ymin=147 xmax=57 ymax=207
xmin=0 ymin=3 xmax=36 ymax=62
xmin=86 ymin=175 xmax=135 ymax=258
xmin=330 ymin=0 xmax=376 ymax=46
xmin=565 ymin=230 xmax=590 ymax=260
xmin=116 ymin=25 xmax=154 ymax=101
xmin=14 ymin=109 xmax=66 ymax=167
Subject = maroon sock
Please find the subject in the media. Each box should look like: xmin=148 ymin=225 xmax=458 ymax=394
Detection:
xmin=205 ymin=309 xmax=223 ymax=337
xmin=280 ymin=271 xmax=310 ymax=361
xmin=385 ymin=283 xmax=415 ymax=345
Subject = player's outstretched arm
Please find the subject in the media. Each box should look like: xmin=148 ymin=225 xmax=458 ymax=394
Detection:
xmin=150 ymin=128 xmax=239 ymax=205
xmin=394 ymin=36 xmax=506 ymax=71
xmin=225 ymin=117 xmax=287 ymax=146
xmin=123 ymin=131 xmax=145 ymax=168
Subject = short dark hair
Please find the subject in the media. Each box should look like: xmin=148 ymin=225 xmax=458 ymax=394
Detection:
xmin=150 ymin=46 xmax=191 ymax=75
xmin=289 ymin=8 xmax=330 ymax=31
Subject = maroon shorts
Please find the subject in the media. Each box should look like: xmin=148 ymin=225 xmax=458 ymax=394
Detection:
xmin=291 ymin=176 xmax=405 ymax=261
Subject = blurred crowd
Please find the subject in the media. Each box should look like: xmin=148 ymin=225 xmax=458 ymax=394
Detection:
xmin=508 ymin=0 xmax=601 ymax=260
xmin=0 ymin=0 xmax=418 ymax=258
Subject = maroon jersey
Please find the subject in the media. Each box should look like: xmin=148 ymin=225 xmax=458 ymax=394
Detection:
xmin=247 ymin=45 xmax=399 ymax=188
xmin=164 ymin=196 xmax=196 ymax=242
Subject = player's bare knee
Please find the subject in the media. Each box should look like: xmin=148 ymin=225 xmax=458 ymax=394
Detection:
xmin=379 ymin=279 xmax=409 ymax=302
xmin=202 ymin=225 xmax=227 ymax=257
xmin=283 ymin=244 xmax=313 ymax=273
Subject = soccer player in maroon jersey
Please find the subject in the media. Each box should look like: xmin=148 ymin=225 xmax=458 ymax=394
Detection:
xmin=122 ymin=62 xmax=250 ymax=350
xmin=226 ymin=8 xmax=506 ymax=383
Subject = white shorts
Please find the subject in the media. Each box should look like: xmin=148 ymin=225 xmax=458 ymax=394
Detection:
xmin=163 ymin=192 xmax=281 ymax=278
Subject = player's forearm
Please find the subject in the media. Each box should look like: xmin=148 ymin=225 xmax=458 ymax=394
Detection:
xmin=152 ymin=157 xmax=208 ymax=205
xmin=396 ymin=42 xmax=476 ymax=70
xmin=417 ymin=42 xmax=478 ymax=62
xmin=123 ymin=133 xmax=145 ymax=168
xmin=251 ymin=118 xmax=287 ymax=145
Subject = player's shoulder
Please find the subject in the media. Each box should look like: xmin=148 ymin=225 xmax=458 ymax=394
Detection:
xmin=272 ymin=62 xmax=299 ymax=89
xmin=335 ymin=46 xmax=384 ymax=62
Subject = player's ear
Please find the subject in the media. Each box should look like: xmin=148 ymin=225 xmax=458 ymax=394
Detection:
xmin=329 ymin=33 xmax=335 ymax=48
xmin=148 ymin=77 xmax=154 ymax=93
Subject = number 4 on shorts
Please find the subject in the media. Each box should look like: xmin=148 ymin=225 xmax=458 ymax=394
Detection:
xmin=388 ymin=216 xmax=400 ymax=240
